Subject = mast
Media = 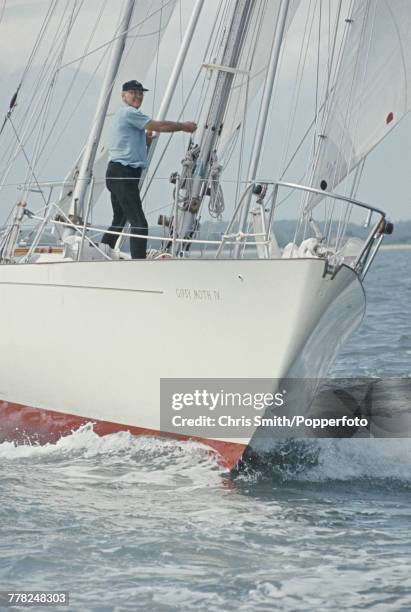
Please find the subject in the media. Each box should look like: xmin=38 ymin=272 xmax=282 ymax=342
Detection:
xmin=171 ymin=0 xmax=255 ymax=251
xmin=235 ymin=0 xmax=290 ymax=252
xmin=191 ymin=0 xmax=255 ymax=194
xmin=68 ymin=0 xmax=135 ymax=221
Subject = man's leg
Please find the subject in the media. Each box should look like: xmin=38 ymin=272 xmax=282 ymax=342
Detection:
xmin=127 ymin=189 xmax=148 ymax=260
xmin=120 ymin=169 xmax=148 ymax=260
xmin=101 ymin=193 xmax=126 ymax=250
xmin=102 ymin=162 xmax=127 ymax=249
xmin=103 ymin=163 xmax=147 ymax=259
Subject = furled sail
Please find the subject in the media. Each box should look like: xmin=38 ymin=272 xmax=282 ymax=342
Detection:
xmin=57 ymin=0 xmax=177 ymax=215
xmin=217 ymin=0 xmax=301 ymax=159
xmin=306 ymin=0 xmax=411 ymax=210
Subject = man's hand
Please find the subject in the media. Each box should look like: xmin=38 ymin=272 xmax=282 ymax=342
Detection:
xmin=146 ymin=130 xmax=156 ymax=146
xmin=181 ymin=122 xmax=197 ymax=133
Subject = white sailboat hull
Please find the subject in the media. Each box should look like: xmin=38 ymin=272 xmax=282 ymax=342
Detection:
xmin=0 ymin=258 xmax=364 ymax=468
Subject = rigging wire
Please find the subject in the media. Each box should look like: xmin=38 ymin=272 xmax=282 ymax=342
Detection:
xmin=314 ymin=0 xmax=343 ymax=238
xmin=321 ymin=0 xmax=367 ymax=246
xmin=0 ymin=1 xmax=70 ymax=191
xmin=231 ymin=0 xmax=267 ymax=209
xmin=0 ymin=1 xmax=72 ymax=162
xmin=7 ymin=118 xmax=49 ymax=208
xmin=0 ymin=0 xmax=6 ymax=25
xmin=188 ymin=0 xmax=265 ymax=226
xmin=143 ymin=0 xmax=166 ymax=214
xmin=2 ymin=0 xmax=174 ymax=216
xmin=37 ymin=0 xmax=109 ymax=172
xmin=6 ymin=0 xmax=79 ymax=196
xmin=251 ymin=0 xmax=289 ymax=194
xmin=278 ymin=0 xmax=344 ymax=186
xmin=202 ymin=0 xmax=229 ymax=66
xmin=279 ymin=0 xmax=315 ymax=179
xmin=303 ymin=0 xmax=321 ymax=184
xmin=6 ymin=0 xmax=176 ymax=186
xmin=185 ymin=0 xmax=229 ymax=136
xmin=334 ymin=1 xmax=377 ymax=251
xmin=55 ymin=0 xmax=176 ymax=71
xmin=313 ymin=0 xmax=323 ymax=160
xmin=290 ymin=0 xmax=354 ymax=245
xmin=91 ymin=0 xmax=181 ymax=221
xmin=291 ymin=0 xmax=336 ymax=244
xmin=146 ymin=0 xmax=228 ymax=213
xmin=151 ymin=1 xmax=163 ymax=118
xmin=318 ymin=0 xmax=350 ymax=134
xmin=22 ymin=0 xmax=86 ymax=200
xmin=324 ymin=0 xmax=372 ymax=243
xmin=0 ymin=0 xmax=59 ymax=145
xmin=178 ymin=0 xmax=186 ymax=156
xmin=0 ymin=0 xmax=60 ymax=145
xmin=141 ymin=67 xmax=204 ymax=202
xmin=20 ymin=0 xmax=60 ymax=86
xmin=221 ymin=0 xmax=266 ymax=169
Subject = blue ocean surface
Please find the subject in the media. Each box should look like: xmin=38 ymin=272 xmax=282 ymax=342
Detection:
xmin=0 ymin=249 xmax=410 ymax=611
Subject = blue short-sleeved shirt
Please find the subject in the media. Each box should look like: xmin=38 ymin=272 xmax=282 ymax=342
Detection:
xmin=108 ymin=104 xmax=151 ymax=168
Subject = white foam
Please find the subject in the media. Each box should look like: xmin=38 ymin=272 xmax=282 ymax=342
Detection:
xmin=2 ymin=425 xmax=409 ymax=484
xmin=296 ymin=438 xmax=411 ymax=482
xmin=0 ymin=423 xmax=220 ymax=469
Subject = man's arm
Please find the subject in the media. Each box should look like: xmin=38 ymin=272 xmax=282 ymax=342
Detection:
xmin=145 ymin=120 xmax=197 ymax=134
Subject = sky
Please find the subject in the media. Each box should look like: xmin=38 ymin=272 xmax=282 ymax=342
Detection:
xmin=0 ymin=0 xmax=410 ymax=227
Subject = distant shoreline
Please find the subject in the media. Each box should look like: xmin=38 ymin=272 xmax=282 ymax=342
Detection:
xmin=380 ymin=243 xmax=411 ymax=250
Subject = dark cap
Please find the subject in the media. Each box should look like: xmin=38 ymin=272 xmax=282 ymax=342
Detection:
xmin=122 ymin=80 xmax=149 ymax=92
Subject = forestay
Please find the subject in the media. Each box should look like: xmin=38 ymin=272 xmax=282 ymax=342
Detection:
xmin=306 ymin=0 xmax=411 ymax=210
xmin=57 ymin=0 xmax=178 ymax=215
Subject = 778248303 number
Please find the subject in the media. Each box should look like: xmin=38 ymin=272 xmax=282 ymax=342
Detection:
xmin=0 ymin=591 xmax=69 ymax=607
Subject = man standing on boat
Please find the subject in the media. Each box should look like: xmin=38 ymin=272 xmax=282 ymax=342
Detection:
xmin=102 ymin=80 xmax=197 ymax=259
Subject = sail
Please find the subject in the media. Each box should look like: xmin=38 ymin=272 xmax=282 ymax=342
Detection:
xmin=306 ymin=0 xmax=411 ymax=210
xmin=217 ymin=0 xmax=301 ymax=158
xmin=57 ymin=0 xmax=178 ymax=215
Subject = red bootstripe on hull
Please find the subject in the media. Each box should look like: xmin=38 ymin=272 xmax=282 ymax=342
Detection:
xmin=0 ymin=401 xmax=246 ymax=471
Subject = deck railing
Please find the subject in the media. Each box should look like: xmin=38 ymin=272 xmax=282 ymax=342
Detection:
xmin=4 ymin=177 xmax=390 ymax=280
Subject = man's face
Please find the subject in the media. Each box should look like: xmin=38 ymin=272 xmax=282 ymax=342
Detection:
xmin=122 ymin=89 xmax=144 ymax=108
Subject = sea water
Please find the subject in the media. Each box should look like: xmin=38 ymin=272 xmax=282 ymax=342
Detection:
xmin=0 ymin=250 xmax=410 ymax=611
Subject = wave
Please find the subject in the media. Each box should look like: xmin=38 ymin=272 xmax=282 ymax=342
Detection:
xmin=2 ymin=424 xmax=410 ymax=489
xmin=236 ymin=438 xmax=411 ymax=486
xmin=0 ymin=423 xmax=223 ymax=485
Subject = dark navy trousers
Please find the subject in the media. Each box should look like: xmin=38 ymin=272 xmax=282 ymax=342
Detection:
xmin=102 ymin=161 xmax=147 ymax=259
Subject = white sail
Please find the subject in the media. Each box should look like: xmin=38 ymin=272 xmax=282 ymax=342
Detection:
xmin=306 ymin=0 xmax=411 ymax=209
xmin=217 ymin=0 xmax=301 ymax=158
xmin=56 ymin=0 xmax=178 ymax=215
